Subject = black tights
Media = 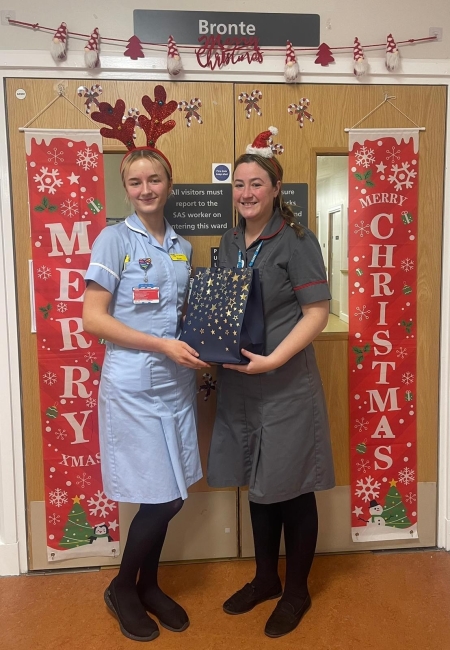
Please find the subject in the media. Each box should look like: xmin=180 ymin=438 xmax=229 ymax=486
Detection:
xmin=114 ymin=499 xmax=183 ymax=616
xmin=250 ymin=492 xmax=318 ymax=609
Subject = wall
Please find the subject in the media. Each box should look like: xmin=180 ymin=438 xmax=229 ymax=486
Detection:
xmin=0 ymin=0 xmax=449 ymax=58
xmin=1 ymin=1 xmax=450 ymax=575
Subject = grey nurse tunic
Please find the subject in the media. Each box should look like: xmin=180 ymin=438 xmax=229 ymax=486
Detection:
xmin=207 ymin=210 xmax=335 ymax=504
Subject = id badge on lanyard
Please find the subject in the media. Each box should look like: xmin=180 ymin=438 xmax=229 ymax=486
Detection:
xmin=132 ymin=257 xmax=160 ymax=304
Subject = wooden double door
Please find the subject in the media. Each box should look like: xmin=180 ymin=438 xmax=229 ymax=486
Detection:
xmin=6 ymin=79 xmax=445 ymax=569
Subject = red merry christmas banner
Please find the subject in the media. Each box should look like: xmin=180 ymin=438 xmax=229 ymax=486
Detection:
xmin=25 ymin=129 xmax=120 ymax=562
xmin=348 ymin=129 xmax=419 ymax=543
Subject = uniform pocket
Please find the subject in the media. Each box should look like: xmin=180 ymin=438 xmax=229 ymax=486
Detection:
xmin=107 ymin=347 xmax=152 ymax=392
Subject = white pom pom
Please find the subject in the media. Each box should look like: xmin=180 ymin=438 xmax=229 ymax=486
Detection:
xmin=386 ymin=51 xmax=399 ymax=72
xmin=51 ymin=39 xmax=66 ymax=62
xmin=284 ymin=61 xmax=299 ymax=83
xmin=353 ymin=58 xmax=368 ymax=77
xmin=269 ymin=126 xmax=278 ymax=135
xmin=84 ymin=48 xmax=99 ymax=69
xmin=167 ymin=54 xmax=183 ymax=76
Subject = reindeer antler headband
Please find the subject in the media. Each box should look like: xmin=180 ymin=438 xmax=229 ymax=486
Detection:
xmin=91 ymin=85 xmax=177 ymax=175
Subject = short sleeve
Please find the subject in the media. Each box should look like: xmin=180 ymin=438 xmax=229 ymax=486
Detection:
xmin=85 ymin=225 xmax=125 ymax=294
xmin=288 ymin=229 xmax=331 ymax=305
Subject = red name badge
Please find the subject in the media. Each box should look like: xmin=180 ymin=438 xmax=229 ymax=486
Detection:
xmin=132 ymin=285 xmax=160 ymax=304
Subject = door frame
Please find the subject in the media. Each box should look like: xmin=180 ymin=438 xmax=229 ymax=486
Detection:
xmin=1 ymin=51 xmax=450 ymax=574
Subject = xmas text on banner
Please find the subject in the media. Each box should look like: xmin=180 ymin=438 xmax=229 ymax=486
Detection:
xmin=348 ymin=128 xmax=418 ymax=543
xmin=25 ymin=128 xmax=120 ymax=561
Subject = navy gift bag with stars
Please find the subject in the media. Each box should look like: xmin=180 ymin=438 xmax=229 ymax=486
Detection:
xmin=180 ymin=267 xmax=265 ymax=364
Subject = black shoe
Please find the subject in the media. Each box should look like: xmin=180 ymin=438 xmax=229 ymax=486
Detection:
xmin=138 ymin=590 xmax=190 ymax=632
xmin=223 ymin=581 xmax=283 ymax=615
xmin=264 ymin=594 xmax=312 ymax=638
xmin=104 ymin=580 xmax=160 ymax=642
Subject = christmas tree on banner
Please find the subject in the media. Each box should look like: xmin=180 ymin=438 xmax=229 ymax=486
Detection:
xmin=382 ymin=480 xmax=412 ymax=529
xmin=59 ymin=496 xmax=95 ymax=549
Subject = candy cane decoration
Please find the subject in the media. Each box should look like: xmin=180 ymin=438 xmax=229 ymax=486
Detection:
xmin=77 ymin=84 xmax=103 ymax=114
xmin=178 ymin=99 xmax=203 ymax=127
xmin=238 ymin=90 xmax=263 ymax=119
xmin=288 ymin=98 xmax=315 ymax=128
xmin=126 ymin=108 xmax=140 ymax=138
xmin=268 ymin=138 xmax=284 ymax=155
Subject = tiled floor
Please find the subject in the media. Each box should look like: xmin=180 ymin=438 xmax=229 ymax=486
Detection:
xmin=1 ymin=551 xmax=449 ymax=650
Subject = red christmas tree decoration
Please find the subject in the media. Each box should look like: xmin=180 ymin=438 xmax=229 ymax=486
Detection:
xmin=315 ymin=42 xmax=335 ymax=66
xmin=124 ymin=35 xmax=145 ymax=61
xmin=84 ymin=27 xmax=100 ymax=69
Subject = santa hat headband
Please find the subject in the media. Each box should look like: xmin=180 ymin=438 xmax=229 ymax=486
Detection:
xmin=246 ymin=126 xmax=279 ymax=158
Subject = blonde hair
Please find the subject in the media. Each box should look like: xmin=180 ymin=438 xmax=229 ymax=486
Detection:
xmin=234 ymin=154 xmax=304 ymax=237
xmin=121 ymin=149 xmax=172 ymax=186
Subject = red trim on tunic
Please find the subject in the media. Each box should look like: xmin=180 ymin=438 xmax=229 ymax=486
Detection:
xmin=259 ymin=221 xmax=286 ymax=240
xmin=293 ymin=279 xmax=328 ymax=291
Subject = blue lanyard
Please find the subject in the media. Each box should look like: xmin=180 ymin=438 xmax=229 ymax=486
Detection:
xmin=237 ymin=240 xmax=263 ymax=269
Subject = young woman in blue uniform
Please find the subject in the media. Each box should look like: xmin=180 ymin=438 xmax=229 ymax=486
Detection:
xmin=207 ymin=128 xmax=335 ymax=638
xmin=83 ymin=144 xmax=208 ymax=642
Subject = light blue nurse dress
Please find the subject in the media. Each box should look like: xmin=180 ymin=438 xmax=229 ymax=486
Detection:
xmin=85 ymin=214 xmax=202 ymax=504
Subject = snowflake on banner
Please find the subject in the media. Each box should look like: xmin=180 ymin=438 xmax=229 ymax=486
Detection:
xmin=355 ymin=475 xmax=381 ymax=503
xmin=86 ymin=397 xmax=97 ymax=408
xmin=356 ymin=459 xmax=370 ymax=474
xmin=355 ymin=146 xmax=375 ymax=168
xmin=48 ymin=513 xmax=60 ymax=525
xmin=76 ymin=147 xmax=98 ymax=171
xmin=386 ymin=146 xmax=401 ymax=162
xmin=55 ymin=428 xmax=67 ymax=440
xmin=402 ymin=371 xmax=414 ymax=385
xmin=47 ymin=148 xmax=64 ymax=164
xmin=87 ymin=490 xmax=116 ymax=518
xmin=76 ymin=472 xmax=92 ymax=488
xmin=398 ymin=467 xmax=415 ymax=486
xmin=354 ymin=220 xmax=370 ymax=237
xmin=33 ymin=167 xmax=63 ymax=195
xmin=401 ymin=258 xmax=414 ymax=272
xmin=396 ymin=347 xmax=408 ymax=359
xmin=49 ymin=487 xmax=68 ymax=508
xmin=405 ymin=491 xmax=417 ymax=504
xmin=43 ymin=371 xmax=57 ymax=386
xmin=57 ymin=302 xmax=68 ymax=313
xmin=354 ymin=305 xmax=371 ymax=321
xmin=37 ymin=265 xmax=52 ymax=280
xmin=354 ymin=417 xmax=369 ymax=432
xmin=61 ymin=199 xmax=79 ymax=218
xmin=84 ymin=352 xmax=97 ymax=362
xmin=388 ymin=162 xmax=417 ymax=191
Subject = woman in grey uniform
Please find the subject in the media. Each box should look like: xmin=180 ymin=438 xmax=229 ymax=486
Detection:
xmin=207 ymin=128 xmax=335 ymax=638
xmin=83 ymin=147 xmax=208 ymax=642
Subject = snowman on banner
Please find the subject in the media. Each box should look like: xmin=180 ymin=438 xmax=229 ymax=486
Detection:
xmin=366 ymin=499 xmax=387 ymax=527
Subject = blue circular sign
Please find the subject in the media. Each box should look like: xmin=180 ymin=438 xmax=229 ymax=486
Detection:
xmin=214 ymin=165 xmax=230 ymax=182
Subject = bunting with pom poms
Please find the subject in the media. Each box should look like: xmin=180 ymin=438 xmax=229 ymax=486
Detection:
xmin=386 ymin=33 xmax=400 ymax=71
xmin=284 ymin=40 xmax=299 ymax=83
xmin=353 ymin=37 xmax=368 ymax=77
xmin=167 ymin=35 xmax=183 ymax=76
xmin=51 ymin=22 xmax=68 ymax=62
xmin=84 ymin=28 xmax=100 ymax=68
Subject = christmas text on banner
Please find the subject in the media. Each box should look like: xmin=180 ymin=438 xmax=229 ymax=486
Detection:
xmin=25 ymin=129 xmax=120 ymax=561
xmin=348 ymin=128 xmax=418 ymax=543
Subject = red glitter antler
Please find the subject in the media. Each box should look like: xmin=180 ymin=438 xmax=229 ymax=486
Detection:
xmin=139 ymin=85 xmax=178 ymax=147
xmin=91 ymin=99 xmax=136 ymax=150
